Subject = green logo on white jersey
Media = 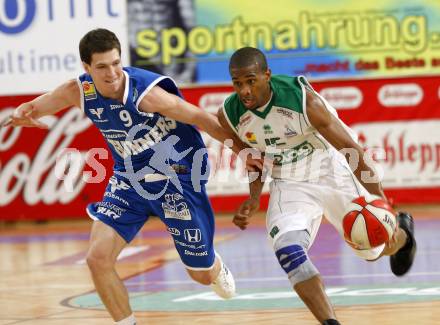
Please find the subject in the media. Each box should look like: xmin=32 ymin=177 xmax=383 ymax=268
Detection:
xmin=270 ymin=141 xmax=314 ymax=165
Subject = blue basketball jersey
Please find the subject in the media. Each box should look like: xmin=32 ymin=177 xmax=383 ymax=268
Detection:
xmin=80 ymin=67 xmax=217 ymax=269
xmin=77 ymin=67 xmax=208 ymax=181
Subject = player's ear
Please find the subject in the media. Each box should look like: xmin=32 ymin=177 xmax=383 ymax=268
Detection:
xmin=264 ymin=68 xmax=271 ymax=81
xmin=82 ymin=62 xmax=91 ymax=73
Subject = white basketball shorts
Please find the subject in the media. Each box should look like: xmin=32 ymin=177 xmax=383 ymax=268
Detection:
xmin=266 ymin=156 xmax=385 ymax=261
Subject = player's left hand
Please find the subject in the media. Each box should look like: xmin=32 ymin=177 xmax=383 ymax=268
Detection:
xmin=233 ymin=198 xmax=260 ymax=230
xmin=3 ymin=104 xmax=48 ymax=129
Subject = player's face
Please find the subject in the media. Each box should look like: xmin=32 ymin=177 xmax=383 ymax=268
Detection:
xmin=230 ymin=63 xmax=271 ymax=110
xmin=83 ymin=49 xmax=124 ymax=100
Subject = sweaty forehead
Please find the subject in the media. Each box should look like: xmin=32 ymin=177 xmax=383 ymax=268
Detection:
xmin=90 ymin=48 xmax=120 ymax=63
xmin=230 ymin=64 xmax=262 ymax=79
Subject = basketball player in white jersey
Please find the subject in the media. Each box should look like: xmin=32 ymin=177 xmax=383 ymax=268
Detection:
xmin=219 ymin=47 xmax=417 ymax=325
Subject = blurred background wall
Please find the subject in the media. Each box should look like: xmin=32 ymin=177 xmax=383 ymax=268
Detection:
xmin=1 ymin=0 xmax=439 ymax=220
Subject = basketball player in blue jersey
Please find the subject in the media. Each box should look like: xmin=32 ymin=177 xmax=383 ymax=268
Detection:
xmin=5 ymin=29 xmax=261 ymax=325
xmin=219 ymin=47 xmax=417 ymax=325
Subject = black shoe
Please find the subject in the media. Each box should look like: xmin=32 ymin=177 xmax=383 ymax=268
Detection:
xmin=390 ymin=212 xmax=417 ymax=276
xmin=322 ymin=320 xmax=341 ymax=325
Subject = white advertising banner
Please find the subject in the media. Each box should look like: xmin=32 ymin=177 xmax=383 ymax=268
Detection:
xmin=0 ymin=0 xmax=128 ymax=95
xmin=352 ymin=120 xmax=440 ymax=188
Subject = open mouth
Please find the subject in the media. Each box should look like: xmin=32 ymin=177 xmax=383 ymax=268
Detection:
xmin=241 ymin=97 xmax=255 ymax=108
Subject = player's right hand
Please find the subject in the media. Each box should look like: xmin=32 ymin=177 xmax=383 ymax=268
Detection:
xmin=3 ymin=104 xmax=48 ymax=129
xmin=233 ymin=198 xmax=260 ymax=230
xmin=244 ymin=149 xmax=264 ymax=172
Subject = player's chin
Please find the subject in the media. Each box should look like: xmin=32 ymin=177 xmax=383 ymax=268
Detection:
xmin=244 ymin=103 xmax=257 ymax=110
xmin=107 ymin=83 xmax=120 ymax=92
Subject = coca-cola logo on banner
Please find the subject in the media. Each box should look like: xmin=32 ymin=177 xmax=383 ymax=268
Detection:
xmin=320 ymin=86 xmax=363 ymax=109
xmin=378 ymin=83 xmax=423 ymax=107
xmin=0 ymin=108 xmax=94 ymax=206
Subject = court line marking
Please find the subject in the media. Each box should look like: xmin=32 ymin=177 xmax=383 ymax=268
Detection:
xmin=2 ymin=271 xmax=440 ymax=290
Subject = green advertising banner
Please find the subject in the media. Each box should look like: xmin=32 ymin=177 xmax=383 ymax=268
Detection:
xmin=128 ymin=0 xmax=440 ymax=83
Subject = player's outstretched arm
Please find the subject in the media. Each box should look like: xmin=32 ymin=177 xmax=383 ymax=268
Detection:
xmin=139 ymin=85 xmax=263 ymax=169
xmin=305 ymin=88 xmax=386 ymax=200
xmin=3 ymin=80 xmax=80 ymax=129
xmin=139 ymin=86 xmax=236 ymax=143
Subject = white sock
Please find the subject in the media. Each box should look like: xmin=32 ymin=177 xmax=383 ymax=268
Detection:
xmin=115 ymin=314 xmax=136 ymax=325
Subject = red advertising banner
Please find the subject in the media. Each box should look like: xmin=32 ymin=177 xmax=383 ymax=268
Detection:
xmin=1 ymin=75 xmax=439 ymax=221
xmin=312 ymin=76 xmax=440 ymax=204
xmin=0 ymin=99 xmax=112 ymax=221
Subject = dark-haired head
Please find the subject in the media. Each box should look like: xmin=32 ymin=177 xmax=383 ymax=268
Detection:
xmin=79 ymin=28 xmax=125 ymax=101
xmin=79 ymin=28 xmax=121 ymax=64
xmin=229 ymin=47 xmax=268 ymax=73
xmin=229 ymin=47 xmax=271 ymax=110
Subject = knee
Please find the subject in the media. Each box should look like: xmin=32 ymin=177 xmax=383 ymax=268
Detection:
xmin=86 ymin=247 xmax=114 ymax=272
xmin=186 ymin=256 xmax=220 ymax=285
xmin=277 ymin=245 xmax=318 ymax=280
xmin=273 ymin=230 xmax=319 ymax=284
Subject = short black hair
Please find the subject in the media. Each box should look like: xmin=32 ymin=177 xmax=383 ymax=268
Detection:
xmin=229 ymin=47 xmax=268 ymax=72
xmin=79 ymin=28 xmax=121 ymax=64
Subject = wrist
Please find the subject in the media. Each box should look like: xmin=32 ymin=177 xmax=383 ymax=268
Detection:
xmin=249 ymin=196 xmax=260 ymax=202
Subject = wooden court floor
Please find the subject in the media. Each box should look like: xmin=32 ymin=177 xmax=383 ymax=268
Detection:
xmin=1 ymin=204 xmax=439 ymax=324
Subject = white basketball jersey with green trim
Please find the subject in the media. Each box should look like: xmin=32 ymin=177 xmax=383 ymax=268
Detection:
xmin=222 ymin=75 xmax=354 ymax=181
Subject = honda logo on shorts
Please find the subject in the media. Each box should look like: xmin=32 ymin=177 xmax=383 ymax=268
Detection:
xmin=184 ymin=229 xmax=201 ymax=243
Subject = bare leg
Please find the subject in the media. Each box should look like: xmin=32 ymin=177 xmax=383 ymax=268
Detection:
xmin=86 ymin=221 xmax=131 ymax=321
xmin=294 ymin=275 xmax=337 ymax=323
xmin=186 ymin=256 xmax=221 ymax=285
xmin=186 ymin=255 xmax=235 ymax=299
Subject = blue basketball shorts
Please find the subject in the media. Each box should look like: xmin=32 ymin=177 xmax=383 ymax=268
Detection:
xmin=86 ymin=174 xmax=216 ymax=270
